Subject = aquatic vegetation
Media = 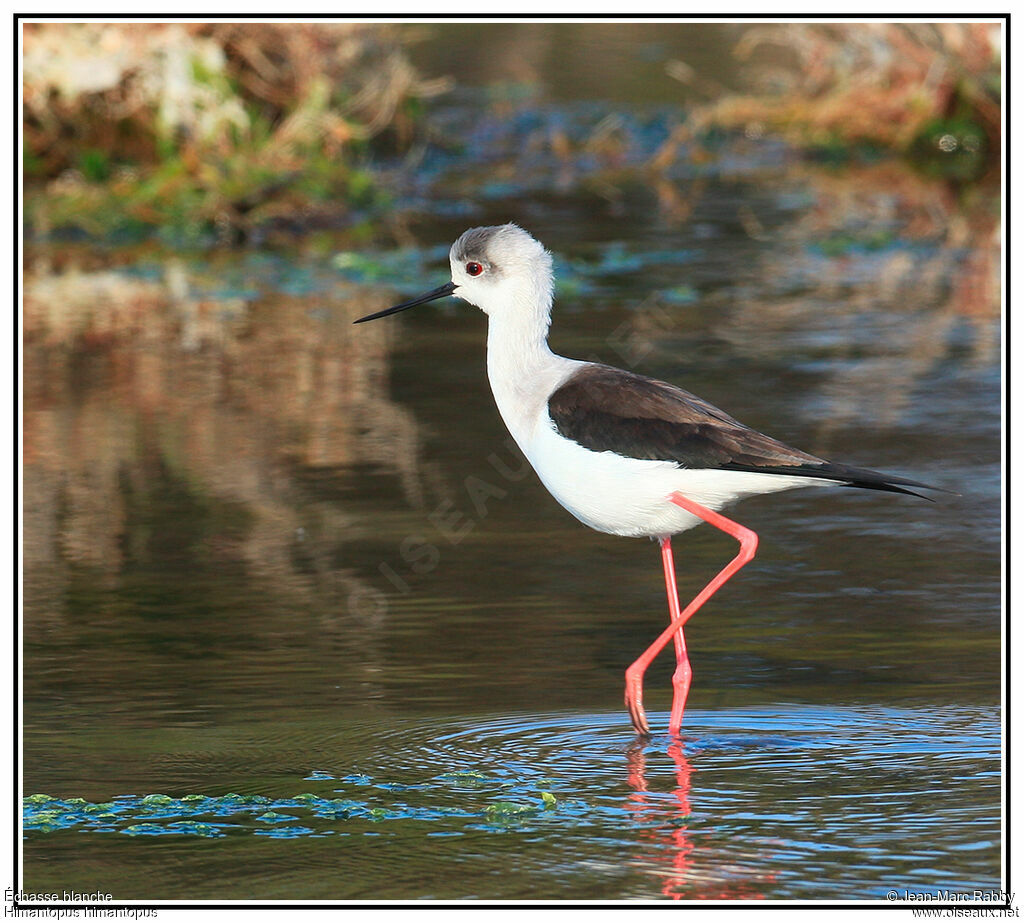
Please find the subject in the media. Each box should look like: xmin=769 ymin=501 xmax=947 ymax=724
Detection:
xmin=664 ymin=22 xmax=1000 ymax=179
xmin=401 ymin=96 xmax=683 ymax=210
xmin=23 ymin=22 xmax=450 ymax=242
xmin=23 ymin=774 xmax=570 ymax=839
xmin=333 ymin=243 xmax=451 ymax=289
xmin=23 ymin=22 xmax=999 ymax=251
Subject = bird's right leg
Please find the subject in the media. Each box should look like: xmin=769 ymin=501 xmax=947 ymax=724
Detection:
xmin=624 ymin=492 xmax=759 ymax=736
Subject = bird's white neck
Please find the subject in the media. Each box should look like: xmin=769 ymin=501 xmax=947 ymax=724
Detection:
xmin=483 ymin=289 xmax=575 ymax=450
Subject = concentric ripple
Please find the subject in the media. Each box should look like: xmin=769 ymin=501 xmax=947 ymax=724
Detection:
xmin=24 ymin=704 xmax=999 ymax=900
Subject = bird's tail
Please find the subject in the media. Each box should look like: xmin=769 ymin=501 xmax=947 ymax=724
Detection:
xmin=721 ymin=460 xmax=949 ymax=500
xmin=791 ymin=461 xmax=947 ymax=500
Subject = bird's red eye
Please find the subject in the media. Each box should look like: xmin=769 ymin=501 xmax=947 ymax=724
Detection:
xmin=465 ymin=262 xmax=483 ymax=277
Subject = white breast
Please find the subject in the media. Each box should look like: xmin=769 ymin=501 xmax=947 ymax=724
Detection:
xmin=520 ymin=412 xmax=821 ymax=538
xmin=482 ymin=324 xmax=820 ymax=539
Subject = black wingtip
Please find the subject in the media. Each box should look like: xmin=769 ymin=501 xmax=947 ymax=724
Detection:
xmin=722 ymin=460 xmax=952 ymax=501
xmin=843 ymin=482 xmax=935 ymax=501
xmin=834 ymin=471 xmax=953 ymax=501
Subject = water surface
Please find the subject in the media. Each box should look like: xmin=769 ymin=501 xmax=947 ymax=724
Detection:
xmin=24 ymin=706 xmax=998 ymax=901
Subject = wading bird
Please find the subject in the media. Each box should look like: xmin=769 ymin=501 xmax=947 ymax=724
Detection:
xmin=354 ymin=224 xmax=937 ymax=736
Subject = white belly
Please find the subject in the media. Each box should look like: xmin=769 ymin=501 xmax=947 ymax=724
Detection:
xmin=523 ymin=416 xmax=821 ymax=538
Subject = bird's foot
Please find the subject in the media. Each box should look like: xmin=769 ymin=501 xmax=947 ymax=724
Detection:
xmin=624 ymin=668 xmax=651 ymax=737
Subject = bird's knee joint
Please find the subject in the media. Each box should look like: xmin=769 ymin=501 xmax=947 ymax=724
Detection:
xmin=673 ymin=663 xmax=692 ymax=683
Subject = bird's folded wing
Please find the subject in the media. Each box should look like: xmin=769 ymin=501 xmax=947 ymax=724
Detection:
xmin=547 ymin=363 xmax=824 ymax=470
xmin=547 ymin=364 xmax=936 ymax=497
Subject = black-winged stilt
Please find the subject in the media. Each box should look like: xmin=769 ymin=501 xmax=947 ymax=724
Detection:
xmin=354 ymin=224 xmax=939 ymax=737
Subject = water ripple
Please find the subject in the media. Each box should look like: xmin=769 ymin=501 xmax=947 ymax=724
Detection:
xmin=24 ymin=703 xmax=999 ymax=900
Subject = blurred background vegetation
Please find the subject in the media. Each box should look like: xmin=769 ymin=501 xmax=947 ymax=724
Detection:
xmin=23 ymin=20 xmax=1000 ymax=245
xmin=23 ymin=22 xmax=451 ymax=243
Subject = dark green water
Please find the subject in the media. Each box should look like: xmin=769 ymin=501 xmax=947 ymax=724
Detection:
xmin=22 ymin=23 xmax=1000 ymax=902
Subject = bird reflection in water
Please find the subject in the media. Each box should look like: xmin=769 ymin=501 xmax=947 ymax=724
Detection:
xmin=626 ymin=740 xmax=771 ymax=900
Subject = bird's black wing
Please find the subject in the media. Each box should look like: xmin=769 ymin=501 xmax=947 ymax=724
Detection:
xmin=547 ymin=364 xmax=936 ymax=498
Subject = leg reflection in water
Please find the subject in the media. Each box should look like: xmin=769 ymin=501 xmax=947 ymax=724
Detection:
xmin=626 ymin=740 xmax=771 ymax=900
xmin=627 ymin=740 xmax=695 ymax=899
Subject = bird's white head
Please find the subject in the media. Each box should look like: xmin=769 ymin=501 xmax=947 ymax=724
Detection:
xmin=449 ymin=224 xmax=554 ymax=318
xmin=352 ymin=224 xmax=555 ymax=330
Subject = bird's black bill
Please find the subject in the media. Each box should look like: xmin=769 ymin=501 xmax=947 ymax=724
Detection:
xmin=352 ymin=281 xmax=458 ymax=324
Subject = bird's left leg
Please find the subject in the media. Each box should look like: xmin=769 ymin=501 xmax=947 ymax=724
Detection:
xmin=659 ymin=536 xmax=691 ymax=737
xmin=624 ymin=492 xmax=759 ymax=737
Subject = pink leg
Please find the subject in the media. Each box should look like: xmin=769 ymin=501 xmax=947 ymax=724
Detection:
xmin=624 ymin=491 xmax=759 ymax=737
xmin=660 ymin=537 xmax=691 ymax=737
